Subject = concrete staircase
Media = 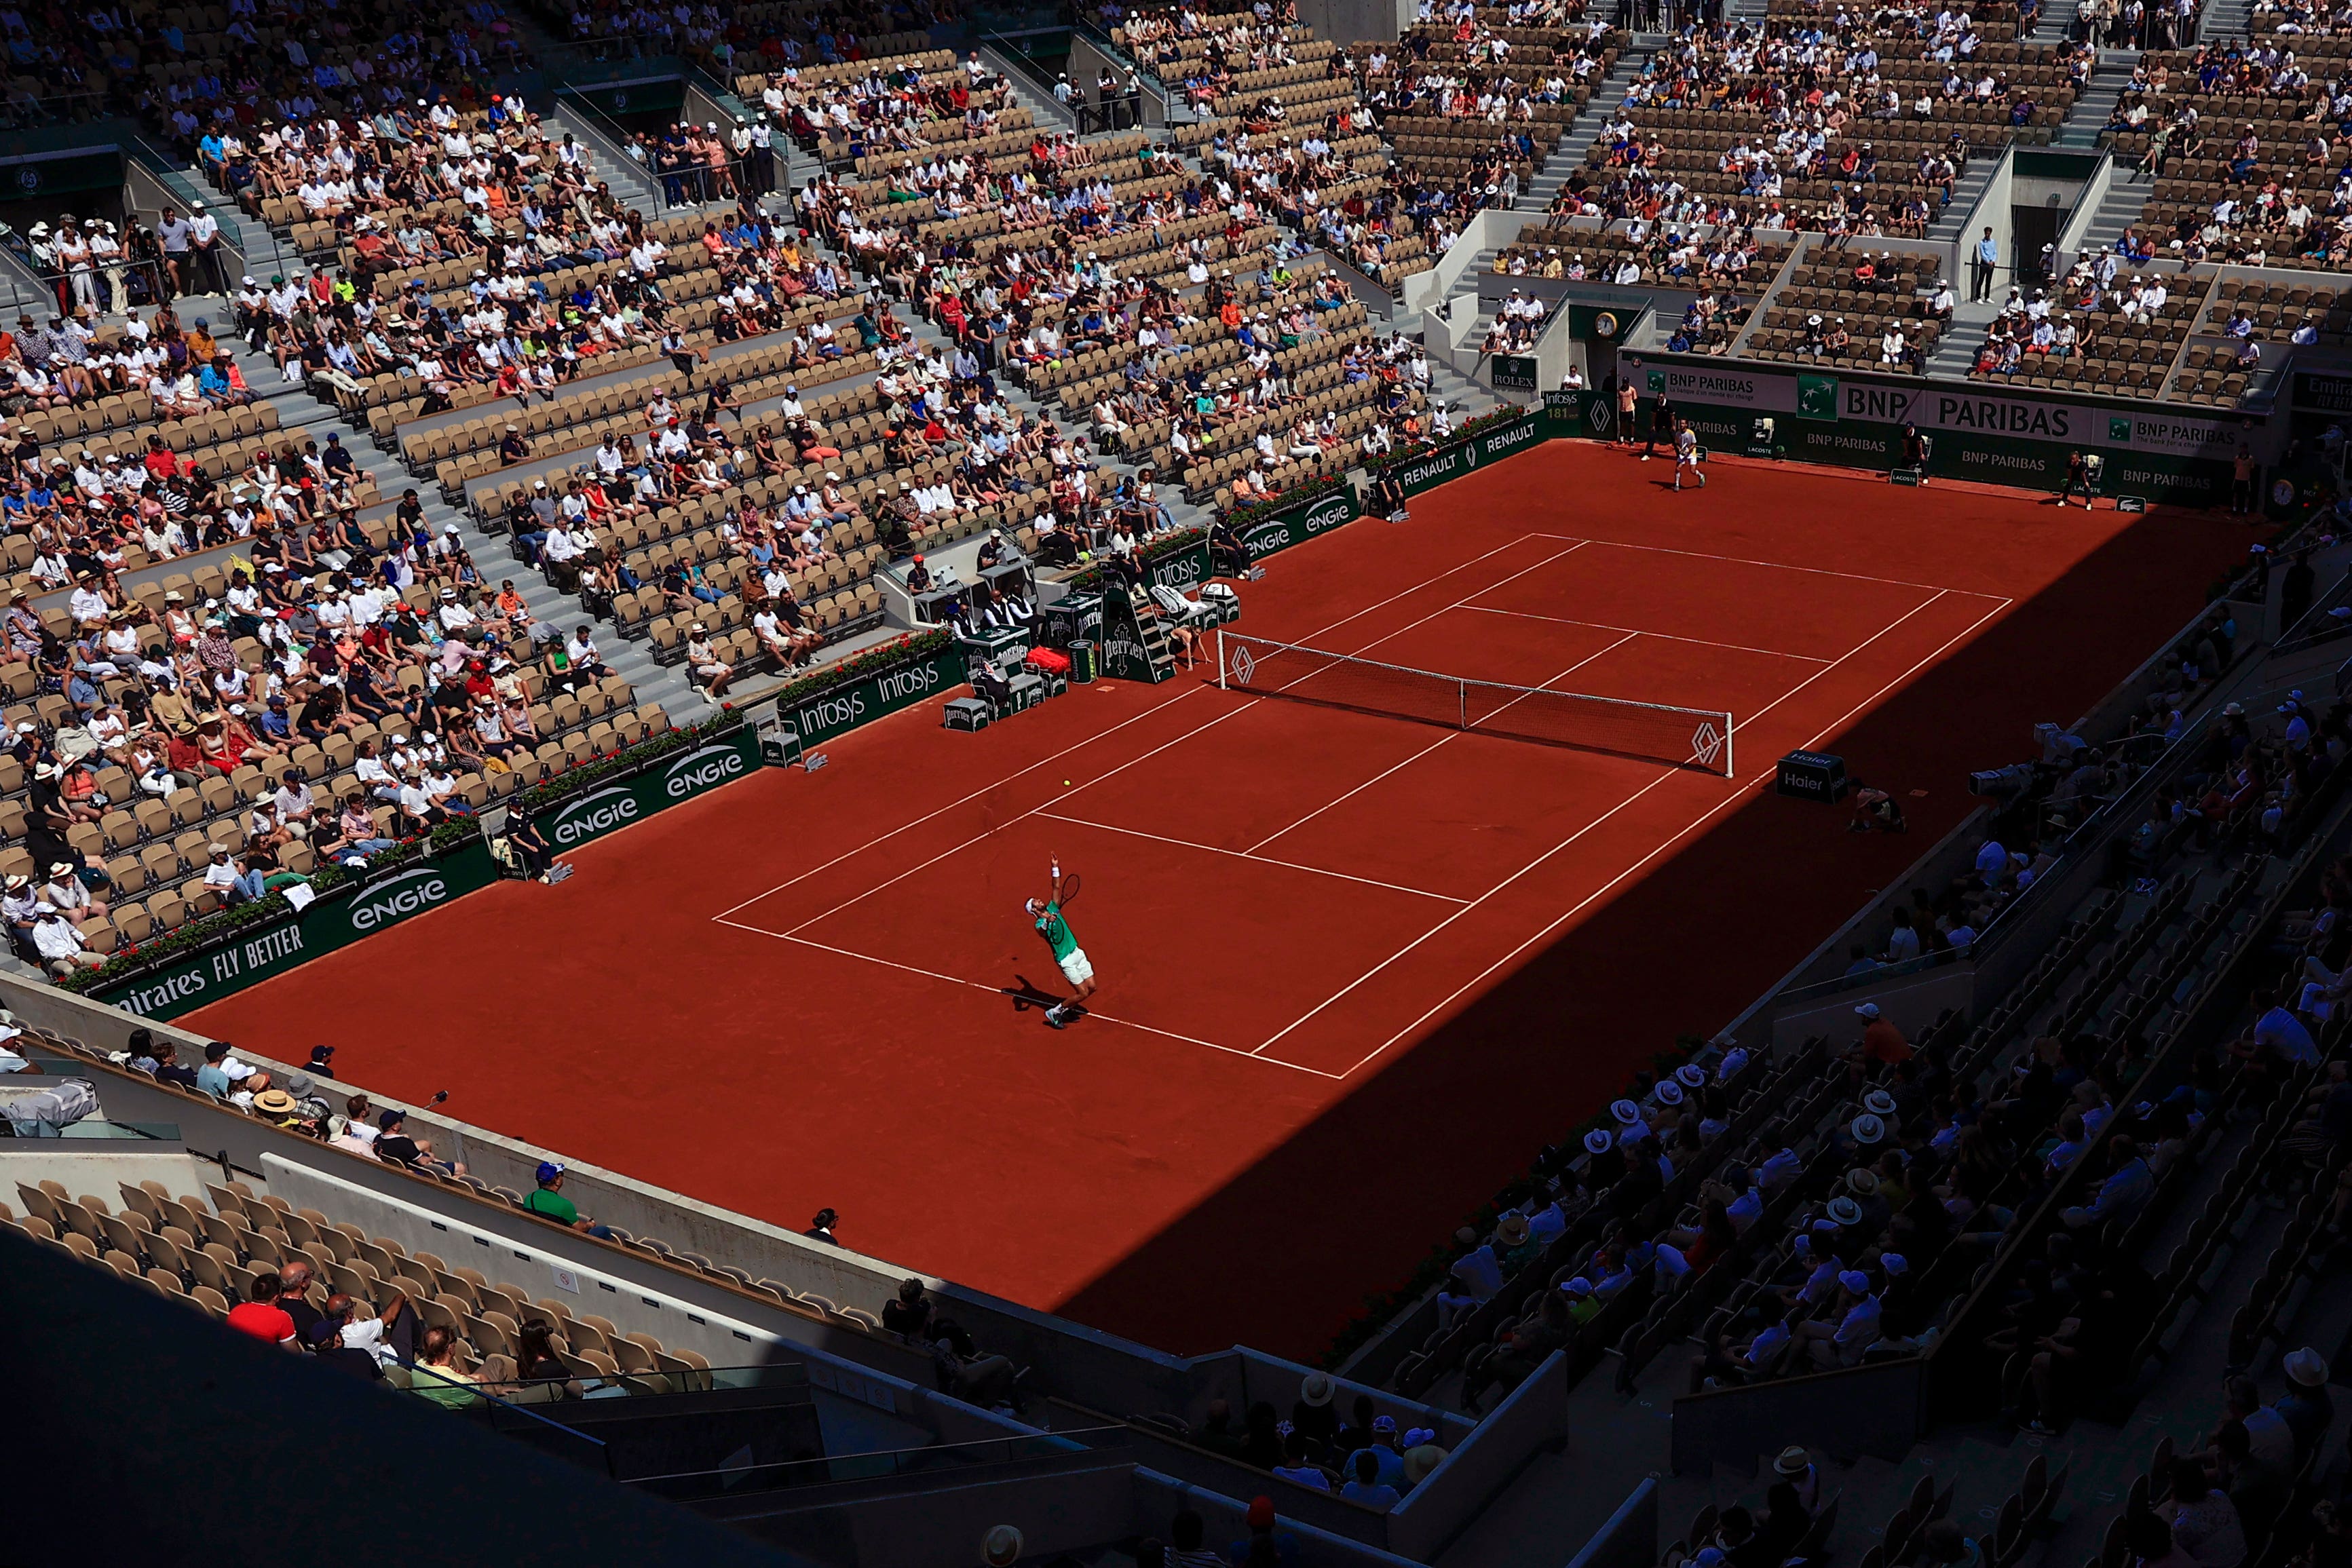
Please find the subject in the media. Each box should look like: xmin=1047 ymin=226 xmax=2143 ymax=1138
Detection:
xmin=2073 ymin=165 xmax=2157 ymax=253
xmin=212 ymin=325 xmax=709 ymax=725
xmin=2199 ymin=0 xmax=2260 ymax=40
xmin=1558 ymin=54 xmax=1643 ymax=174
xmin=2032 ymin=0 xmax=2084 ymax=39
xmin=1924 ymin=156 xmax=2000 ymax=245
xmin=542 ymin=104 xmax=668 ymax=214
xmin=1924 ymin=298 xmax=2000 ymax=376
xmin=2053 ymin=68 xmax=2133 ymax=149
xmin=977 ymin=45 xmax=1082 ymax=131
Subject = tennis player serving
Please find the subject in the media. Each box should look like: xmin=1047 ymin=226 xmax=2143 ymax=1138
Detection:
xmin=1027 ymin=859 xmax=1095 ymax=1029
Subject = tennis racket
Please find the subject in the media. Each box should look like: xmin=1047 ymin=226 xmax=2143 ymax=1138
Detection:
xmin=1058 ymin=873 xmax=1081 ymax=904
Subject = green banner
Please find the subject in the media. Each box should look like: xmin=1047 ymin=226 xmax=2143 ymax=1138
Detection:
xmin=536 ymin=725 xmax=765 ymax=852
xmin=1492 ymin=356 xmax=1540 ymax=394
xmin=1143 ymin=538 xmax=1217 ymax=590
xmin=96 ymin=841 xmax=501 ymax=1020
xmin=1 ymin=149 xmax=126 ymax=199
xmin=1382 ymin=410 xmax=1547 ymax=499
xmin=1542 ymin=390 xmax=1588 ymax=436
xmin=1232 ymin=484 xmax=1360 ymax=562
xmin=791 ymin=648 xmax=960 ymax=747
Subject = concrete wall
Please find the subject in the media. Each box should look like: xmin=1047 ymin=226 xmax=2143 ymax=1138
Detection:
xmin=7 ymin=975 xmax=1549 ymax=1548
xmin=1069 ymin=35 xmax=1166 ymax=128
xmin=1768 ymin=960 xmax=1977 ymax=1052
xmin=1297 ymin=0 xmax=1411 ymax=44
xmin=1401 ymin=206 xmax=1517 ymax=321
xmin=1949 ymin=145 xmax=2017 ymax=299
xmin=1387 ymin=1350 xmax=1568 ymax=1559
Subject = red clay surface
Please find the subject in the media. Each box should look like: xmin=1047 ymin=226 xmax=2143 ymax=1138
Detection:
xmin=185 ymin=443 xmax=2257 ymax=1359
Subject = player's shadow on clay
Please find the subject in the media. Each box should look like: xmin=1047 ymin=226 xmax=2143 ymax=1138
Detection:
xmin=1002 ymin=976 xmax=1087 ymax=1019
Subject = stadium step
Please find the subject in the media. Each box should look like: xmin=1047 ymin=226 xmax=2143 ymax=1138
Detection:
xmin=225 ymin=332 xmax=717 ymax=727
xmin=976 ymin=43 xmax=1084 ymax=132
xmin=2051 ymin=74 xmax=2129 ymax=150
xmin=2197 ymin=0 xmax=2257 ymax=40
xmin=1924 ymin=161 xmax=1998 ymax=248
xmin=1557 ymin=54 xmax=1644 ymax=174
xmin=1924 ymin=299 xmax=2002 ymax=377
xmin=2070 ymin=164 xmax=2157 ymax=256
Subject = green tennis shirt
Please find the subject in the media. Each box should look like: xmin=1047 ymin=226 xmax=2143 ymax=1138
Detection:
xmin=1035 ymin=901 xmax=1078 ymax=960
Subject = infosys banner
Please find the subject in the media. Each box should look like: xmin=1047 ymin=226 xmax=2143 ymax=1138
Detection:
xmin=1234 ymin=484 xmax=1361 ymax=562
xmin=791 ymin=647 xmax=959 ymax=748
xmin=94 ymin=841 xmax=500 ymax=1020
xmin=1386 ymin=410 xmax=1547 ymax=499
xmin=536 ymin=725 xmax=765 ymax=852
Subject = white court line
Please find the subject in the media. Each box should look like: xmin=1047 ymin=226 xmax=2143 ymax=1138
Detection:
xmin=1031 ymin=811 xmax=1468 ymax=904
xmin=712 ymin=533 xmax=1565 ymax=925
xmin=1529 ymin=532 xmax=2017 ymax=599
xmin=765 ymin=543 xmax=1591 ymax=934
xmin=1460 ymin=606 xmax=1836 ymax=665
xmin=713 ymin=921 xmax=1346 ymax=1078
xmin=1251 ymin=584 xmax=1958 ymax=1061
xmin=1335 ymin=591 xmax=2017 ymax=1077
xmin=774 ymin=701 xmax=1262 ymax=936
xmin=1243 ymin=630 xmax=1639 ymax=856
xmin=710 ymin=691 xmax=1209 ymax=921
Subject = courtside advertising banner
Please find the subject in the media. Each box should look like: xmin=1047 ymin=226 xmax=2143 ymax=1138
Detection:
xmin=791 ymin=646 xmax=959 ymax=747
xmin=1625 ymin=356 xmax=2260 ymax=503
xmin=96 ymin=841 xmax=501 ymax=1020
xmin=1234 ymin=484 xmax=1361 ymax=561
xmin=1388 ymin=410 xmax=1547 ymax=498
xmin=537 ymin=725 xmax=765 ymax=852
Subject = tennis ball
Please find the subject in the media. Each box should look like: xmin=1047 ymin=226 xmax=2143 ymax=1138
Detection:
xmin=1063 ymin=779 xmax=1071 ymax=786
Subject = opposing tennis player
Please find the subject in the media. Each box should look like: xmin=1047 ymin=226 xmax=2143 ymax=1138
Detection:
xmin=1673 ymin=419 xmax=1707 ymax=491
xmin=1027 ymin=859 xmax=1096 ymax=1029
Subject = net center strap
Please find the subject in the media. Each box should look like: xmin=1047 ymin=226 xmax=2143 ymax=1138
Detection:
xmin=1217 ymin=632 xmax=1733 ymax=776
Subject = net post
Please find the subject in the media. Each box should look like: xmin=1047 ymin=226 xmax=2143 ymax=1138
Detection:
xmin=1216 ymin=628 xmax=1226 ymax=690
xmin=1723 ymin=713 xmax=1735 ymax=779
xmin=1458 ymin=677 xmax=1467 ymax=732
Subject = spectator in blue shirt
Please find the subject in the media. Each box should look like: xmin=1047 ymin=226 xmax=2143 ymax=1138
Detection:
xmin=2063 ymin=1136 xmax=2153 ymax=1232
xmin=2232 ymin=989 xmax=2319 ymax=1082
xmin=1340 ymin=1451 xmax=1402 ymax=1510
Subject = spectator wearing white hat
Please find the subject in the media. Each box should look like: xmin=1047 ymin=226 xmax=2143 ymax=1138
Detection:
xmin=1799 ymin=1271 xmax=1882 ymax=1367
xmin=2275 ymin=1347 xmax=2333 ymax=1459
xmin=31 ymin=898 xmax=100 ymax=975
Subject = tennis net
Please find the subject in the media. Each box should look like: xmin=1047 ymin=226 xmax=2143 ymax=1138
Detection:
xmin=1215 ymin=631 xmax=1734 ymax=776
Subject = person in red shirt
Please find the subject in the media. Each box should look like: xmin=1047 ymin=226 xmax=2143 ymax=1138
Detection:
xmin=1854 ymin=1002 xmax=1914 ymax=1067
xmin=142 ymin=436 xmax=181 ymax=484
xmin=225 ymin=1271 xmax=299 ymax=1347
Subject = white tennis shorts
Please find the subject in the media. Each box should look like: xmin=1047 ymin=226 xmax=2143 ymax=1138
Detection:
xmin=1059 ymin=948 xmax=1095 ymax=987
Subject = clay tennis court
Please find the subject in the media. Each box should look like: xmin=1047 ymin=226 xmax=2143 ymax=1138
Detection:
xmin=185 ymin=442 xmax=2254 ymax=1359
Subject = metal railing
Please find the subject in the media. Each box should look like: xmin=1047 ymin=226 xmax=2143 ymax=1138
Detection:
xmin=1072 ymin=17 xmax=1187 ymax=123
xmin=552 ymin=91 xmax=759 ymax=213
xmin=124 ymin=132 xmax=259 ymax=287
xmin=0 ymin=246 xmax=176 ymax=320
xmin=0 ymin=84 xmax=115 ymax=128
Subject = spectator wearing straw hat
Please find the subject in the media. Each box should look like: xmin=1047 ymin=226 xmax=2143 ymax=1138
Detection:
xmin=1294 ymin=1373 xmax=1340 ymax=1452
xmin=2277 ymin=1348 xmax=2334 ymax=1460
xmin=1773 ymin=1447 xmax=1822 ymax=1514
